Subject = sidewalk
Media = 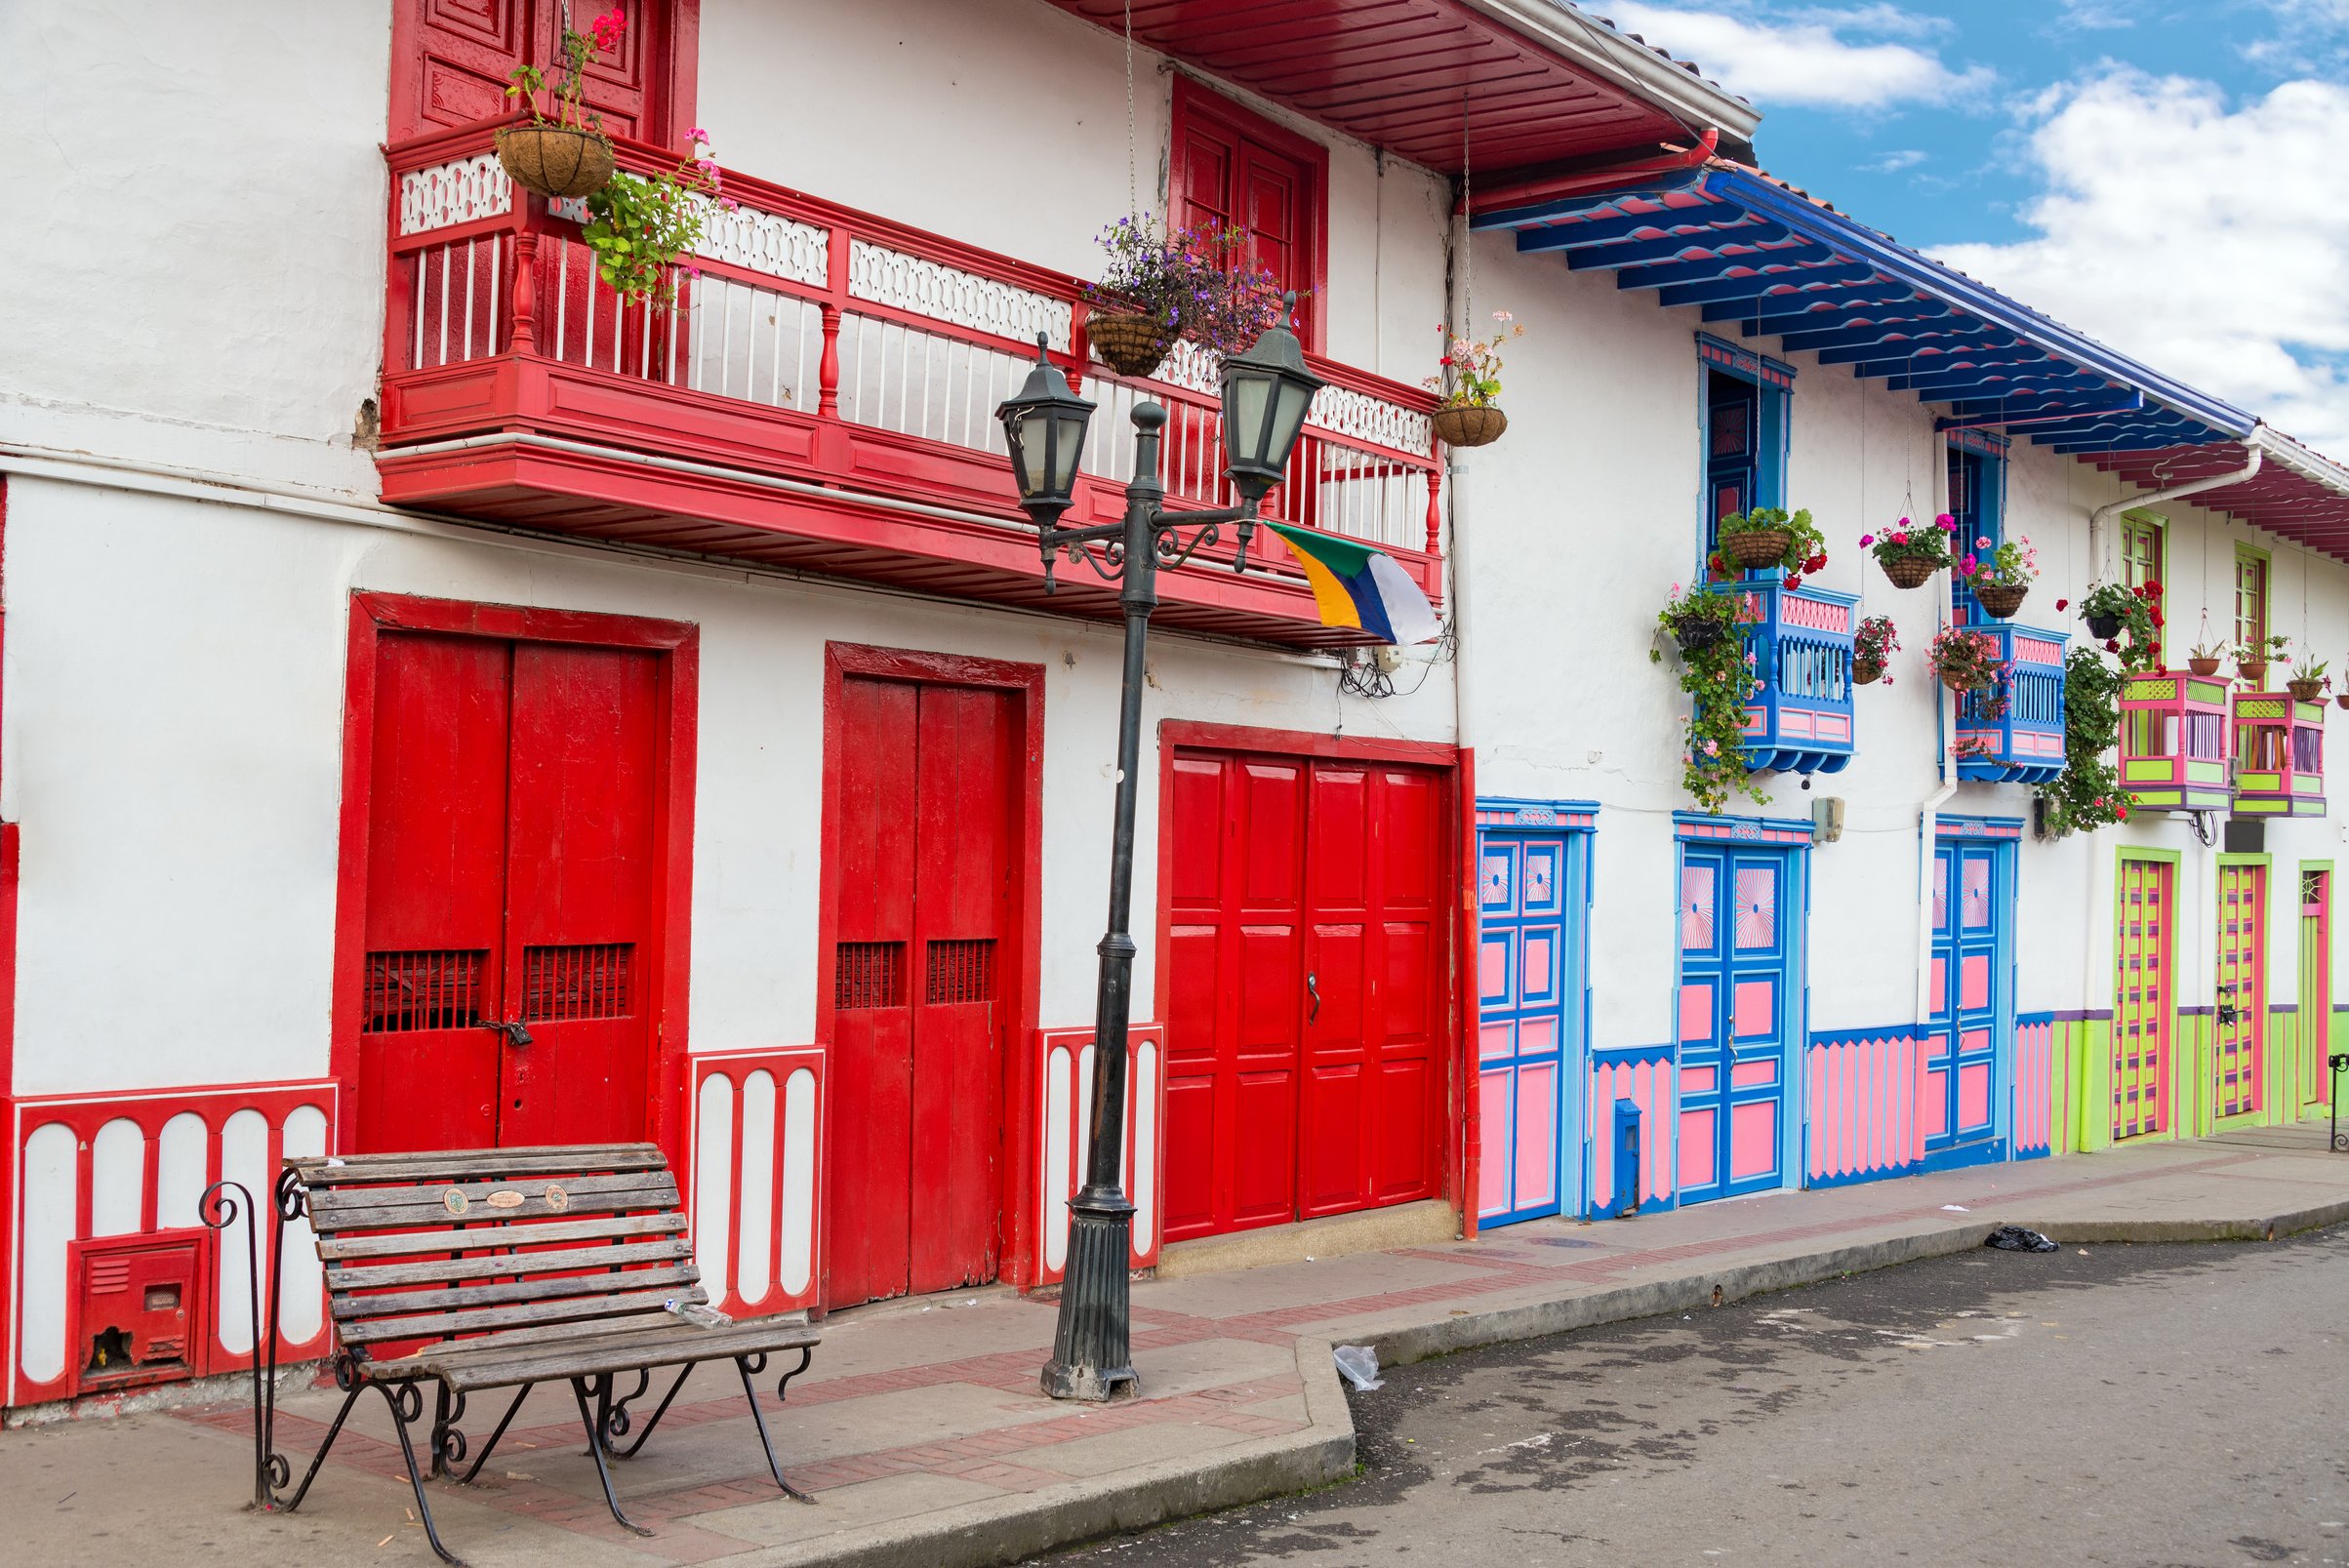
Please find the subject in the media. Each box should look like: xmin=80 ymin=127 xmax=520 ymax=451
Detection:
xmin=9 ymin=1122 xmax=2349 ymax=1568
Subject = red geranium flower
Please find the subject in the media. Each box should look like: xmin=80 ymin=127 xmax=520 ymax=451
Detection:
xmin=2055 ymin=598 xmax=2069 ymax=611
xmin=2105 ymin=638 xmax=2121 ymax=653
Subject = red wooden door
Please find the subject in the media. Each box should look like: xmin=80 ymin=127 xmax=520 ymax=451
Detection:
xmin=390 ymin=1 xmax=682 ymax=143
xmin=1163 ymin=749 xmax=1445 ymax=1241
xmin=826 ymin=677 xmax=1016 ymax=1307
xmin=356 ymin=632 xmax=662 ymax=1153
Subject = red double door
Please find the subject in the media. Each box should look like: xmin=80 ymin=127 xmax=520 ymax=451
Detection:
xmin=390 ymin=0 xmax=682 ymax=142
xmin=825 ymin=676 xmax=1020 ymax=1307
xmin=1163 ymin=749 xmax=1450 ymax=1241
xmin=355 ymin=632 xmax=663 ymax=1153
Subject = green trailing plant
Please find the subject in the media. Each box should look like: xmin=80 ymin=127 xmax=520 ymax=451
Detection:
xmin=1652 ymin=583 xmax=1765 ymax=814
xmin=581 ymin=132 xmax=730 ymax=303
xmin=2038 ymin=647 xmax=2130 ymax=835
xmin=1716 ymin=506 xmax=1829 ymax=584
xmin=2234 ymin=630 xmax=2292 ymax=666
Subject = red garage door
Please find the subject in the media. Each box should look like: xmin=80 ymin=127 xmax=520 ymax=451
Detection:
xmin=1162 ymin=746 xmax=1452 ymax=1241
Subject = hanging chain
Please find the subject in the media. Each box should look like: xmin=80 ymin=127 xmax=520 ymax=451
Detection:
xmin=1125 ymin=0 xmax=1139 ymax=221
xmin=1460 ymin=92 xmax=1473 ymax=334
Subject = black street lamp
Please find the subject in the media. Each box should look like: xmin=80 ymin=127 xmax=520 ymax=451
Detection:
xmin=998 ymin=307 xmax=1322 ymax=1401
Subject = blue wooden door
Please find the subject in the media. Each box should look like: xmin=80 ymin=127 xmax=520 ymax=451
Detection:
xmin=1475 ymin=829 xmax=1575 ymax=1225
xmin=1678 ymin=846 xmax=1795 ymax=1203
xmin=1927 ymin=843 xmax=2003 ymax=1153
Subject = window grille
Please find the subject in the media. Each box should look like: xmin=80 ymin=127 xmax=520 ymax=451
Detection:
xmin=362 ymin=949 xmax=487 ymax=1032
xmin=834 ymin=942 xmax=905 ymax=1009
xmin=522 ymin=944 xmax=633 ymax=1021
xmin=925 ymin=939 xmax=996 ymax=1004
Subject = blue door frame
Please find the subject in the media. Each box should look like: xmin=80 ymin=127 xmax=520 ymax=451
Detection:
xmin=1474 ymin=799 xmax=1594 ymax=1226
xmin=1924 ymin=824 xmax=2017 ymax=1170
xmin=1676 ymin=823 xmax=1807 ymax=1204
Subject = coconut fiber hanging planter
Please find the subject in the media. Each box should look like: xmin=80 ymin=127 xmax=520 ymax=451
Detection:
xmin=1087 ymin=311 xmax=1169 ymax=380
xmin=1433 ymin=406 xmax=1508 ymax=448
xmin=495 ymin=123 xmax=615 ymax=199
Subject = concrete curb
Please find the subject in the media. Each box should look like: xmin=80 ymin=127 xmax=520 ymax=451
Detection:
xmin=753 ymin=1335 xmax=1356 ymax=1568
xmin=749 ymin=1203 xmax=2343 ymax=1566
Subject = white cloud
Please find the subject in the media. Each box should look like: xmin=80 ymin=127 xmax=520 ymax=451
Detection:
xmin=1929 ymin=69 xmax=2349 ymax=457
xmin=2049 ymin=0 xmax=2134 ymax=30
xmin=1603 ymin=2 xmax=1994 ymax=109
xmin=1860 ymin=147 xmax=1928 ymax=172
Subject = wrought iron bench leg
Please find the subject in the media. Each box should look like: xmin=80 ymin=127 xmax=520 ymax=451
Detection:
xmin=276 ymin=1377 xmax=365 ymax=1514
xmin=605 ymin=1364 xmax=694 ymax=1460
xmin=445 ymin=1384 xmax=534 ymax=1485
xmin=378 ymin=1381 xmax=466 ymax=1567
xmin=736 ymin=1347 xmax=817 ymax=1504
xmin=571 ymin=1374 xmax=655 ymax=1537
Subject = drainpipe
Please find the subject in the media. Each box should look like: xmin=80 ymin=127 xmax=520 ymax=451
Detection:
xmin=1917 ymin=587 xmax=1959 ymax=1030
xmin=2087 ymin=440 xmax=2263 ymax=581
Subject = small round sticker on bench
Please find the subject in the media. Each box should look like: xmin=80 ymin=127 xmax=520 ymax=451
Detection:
xmin=442 ymin=1187 xmax=469 ymax=1216
xmin=486 ymin=1189 xmax=526 ymax=1209
xmin=545 ymin=1185 xmax=569 ymax=1212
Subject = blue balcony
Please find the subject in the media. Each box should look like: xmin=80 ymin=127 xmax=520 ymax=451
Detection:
xmin=1957 ymin=623 xmax=2069 ymax=784
xmin=1708 ymin=578 xmax=1858 ymax=774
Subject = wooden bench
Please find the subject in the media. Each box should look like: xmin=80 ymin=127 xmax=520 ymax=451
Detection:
xmin=264 ymin=1143 xmax=819 ymax=1564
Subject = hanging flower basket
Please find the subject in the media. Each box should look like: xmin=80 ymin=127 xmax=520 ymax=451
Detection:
xmin=1087 ymin=310 xmax=1170 ymax=379
xmin=2084 ymin=612 xmax=2124 ymax=640
xmin=1854 ymin=661 xmax=1885 ymax=685
xmin=1433 ymin=406 xmax=1508 ymax=448
xmin=2237 ymin=658 xmax=2270 ymax=685
xmin=2334 ymin=692 xmax=2349 ymax=709
xmin=2289 ymin=677 xmax=2326 ymax=702
xmin=1883 ymin=556 xmax=1938 ymax=590
xmin=1668 ymin=614 xmax=1729 ymax=653
xmin=495 ymin=124 xmax=615 ymax=199
xmin=2188 ymin=657 xmax=2222 ymax=677
xmin=1721 ymin=528 xmax=1793 ymax=571
xmin=1973 ymin=583 xmax=2029 ymax=619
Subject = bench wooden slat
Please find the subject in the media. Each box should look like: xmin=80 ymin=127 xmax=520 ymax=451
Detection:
xmin=334 ymin=1262 xmax=701 ymax=1324
xmin=313 ymin=1211 xmax=686 ymax=1262
xmin=291 ymin=1144 xmax=664 ymax=1186
xmin=326 ymin=1237 xmax=695 ymax=1291
xmin=381 ymin=1319 xmax=824 ymax=1392
xmin=309 ymin=1172 xmax=678 ymax=1231
xmin=338 ymin=1284 xmax=706 ymax=1347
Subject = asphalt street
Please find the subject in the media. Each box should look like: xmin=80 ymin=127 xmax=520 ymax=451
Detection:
xmin=1052 ymin=1226 xmax=2349 ymax=1567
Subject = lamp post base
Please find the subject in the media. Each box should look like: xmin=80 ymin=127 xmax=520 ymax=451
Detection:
xmin=1040 ymin=1191 xmax=1141 ymax=1402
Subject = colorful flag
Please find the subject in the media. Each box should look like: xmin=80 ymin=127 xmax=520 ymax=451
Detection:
xmin=1262 ymin=522 xmax=1442 ymax=646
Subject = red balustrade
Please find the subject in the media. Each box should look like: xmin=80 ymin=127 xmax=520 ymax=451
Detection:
xmin=377 ymin=123 xmax=1443 ymax=647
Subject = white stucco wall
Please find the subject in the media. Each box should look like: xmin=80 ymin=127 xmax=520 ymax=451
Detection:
xmin=0 ymin=3 xmax=393 ymax=493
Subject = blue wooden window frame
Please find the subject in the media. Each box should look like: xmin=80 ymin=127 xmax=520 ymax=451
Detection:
xmin=1697 ymin=334 xmax=1794 ymax=569
xmin=1947 ymin=429 xmax=2008 ymax=625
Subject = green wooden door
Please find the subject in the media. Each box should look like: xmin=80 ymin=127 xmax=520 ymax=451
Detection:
xmin=2112 ymin=856 xmax=2172 ymax=1141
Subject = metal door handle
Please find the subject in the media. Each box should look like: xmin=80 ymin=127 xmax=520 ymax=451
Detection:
xmin=481 ymin=1019 xmax=534 ymax=1047
xmin=1306 ymin=971 xmax=1319 ymax=1023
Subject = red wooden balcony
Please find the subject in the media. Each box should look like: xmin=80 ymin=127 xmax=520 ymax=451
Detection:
xmin=374 ymin=125 xmax=1444 ymax=648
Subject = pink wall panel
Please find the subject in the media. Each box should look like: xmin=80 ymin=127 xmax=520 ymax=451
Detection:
xmin=1958 ymin=1062 xmax=1992 ymax=1133
xmin=1640 ymin=1061 xmax=1672 ymax=1204
xmin=1805 ymin=1033 xmax=1923 ymax=1185
xmin=1960 ymin=954 xmax=1991 ymax=1012
xmin=1731 ymin=1060 xmax=1775 ymax=1088
xmin=1679 ymin=1106 xmax=1716 ymax=1188
xmin=1729 ymin=1101 xmax=1776 ymax=1180
xmin=1478 ymin=1067 xmax=1512 ymax=1217
xmin=1733 ymin=980 xmax=1775 ymax=1037
xmin=1479 ymin=1021 xmax=1515 ymax=1062
xmin=1478 ymin=936 xmax=1507 ymax=997
xmin=1679 ymin=984 xmax=1712 ymax=1042
xmin=1515 ymin=1063 xmax=1557 ymax=1206
xmin=2014 ymin=1021 xmax=2052 ymax=1155
xmin=1588 ymin=1054 xmax=1678 ymax=1215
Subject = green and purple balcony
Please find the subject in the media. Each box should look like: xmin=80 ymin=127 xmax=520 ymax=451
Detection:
xmin=1708 ymin=578 xmax=1858 ymax=774
xmin=1955 ymin=623 xmax=2068 ymax=784
xmin=2231 ymin=687 xmax=2326 ymax=816
xmin=2122 ymin=668 xmax=2234 ymax=813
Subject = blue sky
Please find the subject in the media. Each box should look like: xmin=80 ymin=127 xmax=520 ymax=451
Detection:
xmin=1596 ymin=1 xmax=2349 ymax=454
